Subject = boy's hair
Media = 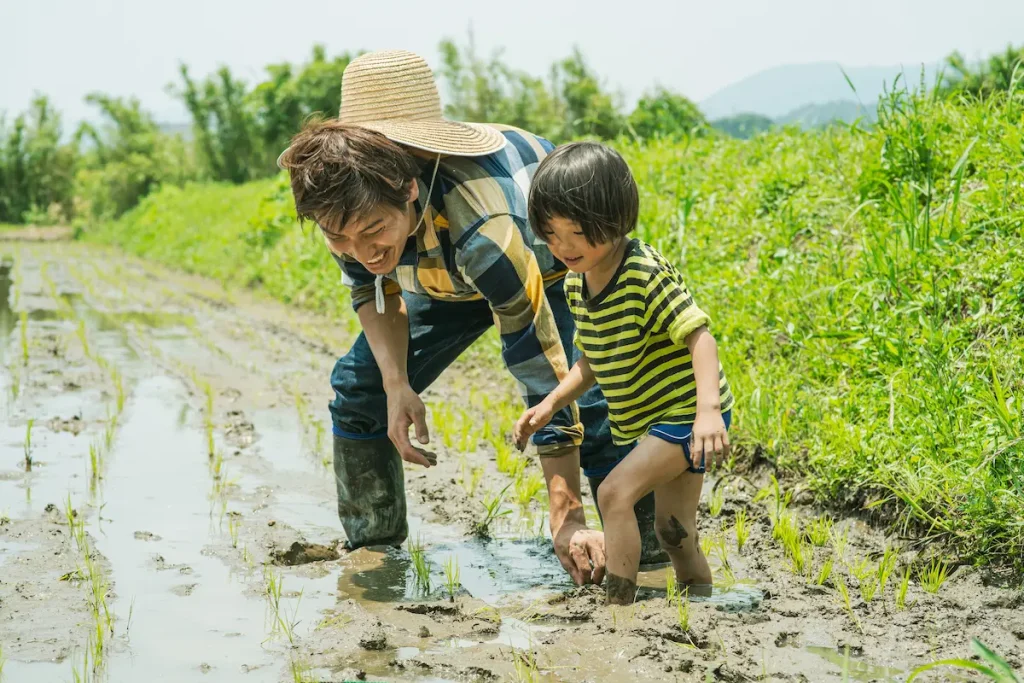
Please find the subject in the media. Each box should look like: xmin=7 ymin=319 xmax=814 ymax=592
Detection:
xmin=528 ymin=141 xmax=639 ymax=245
xmin=278 ymin=118 xmax=421 ymax=236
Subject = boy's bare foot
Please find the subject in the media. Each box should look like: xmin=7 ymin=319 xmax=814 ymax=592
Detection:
xmin=605 ymin=573 xmax=638 ymax=605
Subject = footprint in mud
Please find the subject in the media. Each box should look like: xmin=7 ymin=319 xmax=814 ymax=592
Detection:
xmin=134 ymin=530 xmax=162 ymax=542
xmin=171 ymin=583 xmax=198 ymax=597
xmin=47 ymin=415 xmax=85 ymax=435
xmin=270 ymin=541 xmax=340 ymax=566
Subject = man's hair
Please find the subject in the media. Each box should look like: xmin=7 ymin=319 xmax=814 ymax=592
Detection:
xmin=279 ymin=118 xmax=421 ymax=235
xmin=528 ymin=141 xmax=639 ymax=245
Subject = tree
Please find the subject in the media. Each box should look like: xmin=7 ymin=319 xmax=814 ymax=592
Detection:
xmin=74 ymin=94 xmax=194 ymax=220
xmin=555 ymin=48 xmax=624 ymax=140
xmin=628 ymin=88 xmax=707 ymax=140
xmin=942 ymin=44 xmax=1024 ymax=98
xmin=711 ymin=113 xmax=776 ymax=140
xmin=0 ymin=96 xmax=76 ymax=223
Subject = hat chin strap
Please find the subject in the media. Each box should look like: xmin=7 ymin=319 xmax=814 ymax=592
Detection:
xmin=374 ymin=154 xmax=442 ymax=315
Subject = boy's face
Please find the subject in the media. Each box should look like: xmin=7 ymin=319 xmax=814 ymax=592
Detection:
xmin=541 ymin=216 xmax=621 ymax=273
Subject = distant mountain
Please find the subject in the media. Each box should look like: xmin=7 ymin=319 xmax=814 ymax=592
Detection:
xmin=710 ymin=113 xmax=775 ymax=139
xmin=701 ymin=62 xmax=942 ymax=121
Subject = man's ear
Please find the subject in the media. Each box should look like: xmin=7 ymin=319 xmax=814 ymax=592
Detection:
xmin=406 ymin=179 xmax=420 ymax=207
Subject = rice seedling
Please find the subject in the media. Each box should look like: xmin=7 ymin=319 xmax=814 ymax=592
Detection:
xmin=708 ymin=485 xmax=725 ymax=517
xmin=733 ymin=508 xmax=749 ymax=551
xmin=906 ymin=638 xmax=1020 ymax=682
xmin=815 ymin=556 xmax=834 ymax=586
xmin=666 ymin=573 xmax=678 ymax=603
xmin=474 ymin=483 xmax=513 ymax=537
xmin=460 ymin=464 xmax=484 ymax=496
xmin=675 ymin=593 xmax=691 ymax=632
xmin=494 ymin=436 xmax=522 ymax=476
xmin=88 ymin=442 xmax=101 ymax=483
xmin=699 ymin=531 xmax=715 ymax=558
xmin=850 ymin=556 xmax=875 ymax=582
xmin=0 ymin=643 xmax=5 ymax=680
xmin=859 ymin=575 xmax=879 ymax=603
xmin=443 ymin=555 xmax=461 ymax=602
xmin=264 ymin=568 xmax=302 ymax=645
xmin=511 ymin=647 xmax=541 ymax=683
xmin=830 ymin=525 xmax=850 ymax=563
xmin=289 ymin=656 xmax=317 ymax=683
xmin=22 ymin=418 xmax=34 ymax=471
xmin=896 ymin=565 xmax=911 ymax=610
xmin=227 ymin=516 xmax=239 ymax=548
xmin=112 ymin=370 xmax=125 ymax=415
xmin=407 ymin=535 xmax=431 ymax=593
xmin=76 ymin=319 xmax=91 ymax=359
xmin=515 ymin=470 xmax=545 ymax=510
xmin=806 ymin=515 xmax=833 ymax=547
xmin=835 ymin=575 xmax=862 ymax=632
xmin=877 ymin=545 xmax=899 ymax=593
xmin=918 ymin=558 xmax=950 ymax=594
xmin=19 ymin=310 xmax=28 ymax=365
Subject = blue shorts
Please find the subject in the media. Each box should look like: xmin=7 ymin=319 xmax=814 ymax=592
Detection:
xmin=648 ymin=411 xmax=733 ymax=474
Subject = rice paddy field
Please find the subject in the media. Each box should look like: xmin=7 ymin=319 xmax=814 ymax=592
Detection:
xmin=0 ymin=87 xmax=1022 ymax=681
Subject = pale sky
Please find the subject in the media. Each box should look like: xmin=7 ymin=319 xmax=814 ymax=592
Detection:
xmin=1 ymin=0 xmax=1022 ymax=126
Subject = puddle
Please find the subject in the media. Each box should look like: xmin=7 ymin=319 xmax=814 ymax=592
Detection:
xmin=805 ymin=645 xmax=905 ymax=682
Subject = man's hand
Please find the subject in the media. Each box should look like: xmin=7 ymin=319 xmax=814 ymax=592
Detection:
xmin=386 ymin=382 xmax=437 ymax=468
xmin=513 ymin=400 xmax=554 ymax=451
xmin=554 ymin=522 xmax=606 ymax=585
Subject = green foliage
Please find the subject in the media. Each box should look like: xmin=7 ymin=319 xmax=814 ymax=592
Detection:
xmin=0 ymin=96 xmax=77 ymax=223
xmin=628 ymin=87 xmax=706 ymax=139
xmin=74 ymin=94 xmax=195 ymax=221
xmin=711 ymin=113 xmax=775 ymax=139
xmin=943 ymin=44 xmax=1024 ymax=99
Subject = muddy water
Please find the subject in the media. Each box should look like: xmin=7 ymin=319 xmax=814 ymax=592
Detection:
xmin=2 ymin=244 xmax=1023 ymax=683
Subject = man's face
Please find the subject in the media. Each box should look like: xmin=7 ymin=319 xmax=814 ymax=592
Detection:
xmin=320 ymin=205 xmax=410 ymax=275
xmin=319 ymin=181 xmax=419 ymax=275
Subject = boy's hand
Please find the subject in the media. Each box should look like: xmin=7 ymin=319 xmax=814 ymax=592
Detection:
xmin=513 ymin=401 xmax=554 ymax=451
xmin=690 ymin=408 xmax=730 ymax=471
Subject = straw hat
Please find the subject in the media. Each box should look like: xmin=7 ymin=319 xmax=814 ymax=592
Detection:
xmin=277 ymin=49 xmax=506 ymax=166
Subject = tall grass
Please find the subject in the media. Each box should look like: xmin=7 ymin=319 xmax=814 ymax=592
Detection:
xmin=86 ymin=85 xmax=1024 ymax=566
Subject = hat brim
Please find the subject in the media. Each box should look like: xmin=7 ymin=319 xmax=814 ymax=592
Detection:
xmin=359 ymin=120 xmax=507 ymax=157
xmin=276 ymin=120 xmax=507 ymax=170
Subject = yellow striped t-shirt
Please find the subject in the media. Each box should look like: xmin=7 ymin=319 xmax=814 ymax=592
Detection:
xmin=565 ymin=239 xmax=734 ymax=445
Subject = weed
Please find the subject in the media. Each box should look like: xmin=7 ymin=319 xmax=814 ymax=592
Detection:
xmin=733 ymin=508 xmax=749 ymax=551
xmin=918 ymin=558 xmax=950 ymax=594
xmin=896 ymin=565 xmax=911 ymax=610
xmin=906 ymin=637 xmax=1020 ymax=682
xmin=443 ymin=555 xmax=461 ymax=602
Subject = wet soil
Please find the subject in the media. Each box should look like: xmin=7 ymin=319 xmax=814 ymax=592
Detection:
xmin=0 ymin=243 xmax=1021 ymax=682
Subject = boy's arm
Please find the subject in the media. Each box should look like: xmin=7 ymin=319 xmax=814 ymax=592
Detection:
xmin=685 ymin=326 xmax=731 ymax=468
xmin=514 ymin=357 xmax=595 ymax=450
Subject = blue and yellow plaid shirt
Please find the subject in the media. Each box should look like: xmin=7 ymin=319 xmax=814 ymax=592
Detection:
xmin=334 ymin=126 xmax=582 ymax=455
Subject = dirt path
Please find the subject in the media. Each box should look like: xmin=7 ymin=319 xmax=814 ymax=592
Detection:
xmin=0 ymin=243 xmax=1020 ymax=682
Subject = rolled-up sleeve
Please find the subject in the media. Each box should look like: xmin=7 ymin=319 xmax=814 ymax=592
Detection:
xmin=455 ymin=214 xmax=583 ymax=455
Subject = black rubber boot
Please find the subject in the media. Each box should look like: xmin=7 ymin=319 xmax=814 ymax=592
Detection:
xmin=587 ymin=475 xmax=671 ymax=571
xmin=333 ymin=435 xmax=408 ymax=549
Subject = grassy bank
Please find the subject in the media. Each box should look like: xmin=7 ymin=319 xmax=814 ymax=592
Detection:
xmin=87 ymin=88 xmax=1024 ymax=569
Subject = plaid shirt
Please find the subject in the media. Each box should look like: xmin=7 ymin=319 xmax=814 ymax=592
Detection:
xmin=334 ymin=125 xmax=582 ymax=455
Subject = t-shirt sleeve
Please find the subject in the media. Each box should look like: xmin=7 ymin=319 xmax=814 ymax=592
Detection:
xmin=645 ymin=266 xmax=710 ymax=345
xmin=563 ymin=276 xmax=585 ymax=352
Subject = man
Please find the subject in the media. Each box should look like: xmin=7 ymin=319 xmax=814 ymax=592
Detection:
xmin=278 ymin=49 xmax=665 ymax=584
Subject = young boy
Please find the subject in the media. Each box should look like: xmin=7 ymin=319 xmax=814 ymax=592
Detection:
xmin=513 ymin=142 xmax=734 ymax=605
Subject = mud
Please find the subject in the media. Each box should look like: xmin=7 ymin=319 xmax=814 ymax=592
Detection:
xmin=0 ymin=242 xmax=1021 ymax=682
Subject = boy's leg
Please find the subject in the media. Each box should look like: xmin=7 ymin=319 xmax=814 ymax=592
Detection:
xmin=653 ymin=471 xmax=712 ymax=592
xmin=329 ymin=294 xmax=494 ymax=549
xmin=594 ymin=435 xmax=691 ymax=605
xmin=544 ymin=281 xmax=667 ymax=568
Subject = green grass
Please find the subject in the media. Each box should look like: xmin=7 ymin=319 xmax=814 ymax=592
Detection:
xmin=85 ymin=86 xmax=1024 ymax=568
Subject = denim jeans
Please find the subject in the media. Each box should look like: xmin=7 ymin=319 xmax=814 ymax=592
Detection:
xmin=329 ymin=281 xmax=632 ymax=475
